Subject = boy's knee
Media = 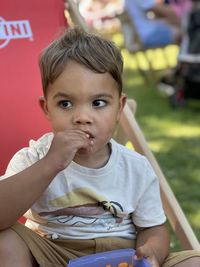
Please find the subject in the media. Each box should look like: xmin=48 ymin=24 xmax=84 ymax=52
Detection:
xmin=186 ymin=256 xmax=200 ymax=266
xmin=0 ymin=228 xmax=38 ymax=266
xmin=0 ymin=228 xmax=29 ymax=256
xmin=174 ymin=256 xmax=200 ymax=267
xmin=0 ymin=228 xmax=15 ymax=256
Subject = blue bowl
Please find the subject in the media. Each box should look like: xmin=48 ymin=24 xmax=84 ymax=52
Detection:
xmin=68 ymin=248 xmax=150 ymax=267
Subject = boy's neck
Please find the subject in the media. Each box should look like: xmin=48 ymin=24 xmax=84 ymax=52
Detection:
xmin=73 ymin=143 xmax=111 ymax=169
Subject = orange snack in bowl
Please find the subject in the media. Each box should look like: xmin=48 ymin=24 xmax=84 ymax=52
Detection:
xmin=105 ymin=262 xmax=134 ymax=267
xmin=118 ymin=262 xmax=129 ymax=267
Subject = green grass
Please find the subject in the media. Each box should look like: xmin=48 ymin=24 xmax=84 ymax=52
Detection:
xmin=113 ymin=34 xmax=200 ymax=251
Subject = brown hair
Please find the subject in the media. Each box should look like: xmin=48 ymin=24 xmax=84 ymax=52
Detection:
xmin=39 ymin=27 xmax=123 ymax=96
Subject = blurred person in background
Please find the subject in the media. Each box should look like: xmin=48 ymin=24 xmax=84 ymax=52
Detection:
xmin=164 ymin=0 xmax=192 ymax=19
xmin=124 ymin=0 xmax=184 ymax=47
xmin=78 ymin=0 xmax=123 ymax=32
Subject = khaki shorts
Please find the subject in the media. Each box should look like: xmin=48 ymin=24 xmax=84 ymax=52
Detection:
xmin=11 ymin=222 xmax=200 ymax=267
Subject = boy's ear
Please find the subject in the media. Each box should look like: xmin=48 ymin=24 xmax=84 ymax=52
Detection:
xmin=117 ymin=93 xmax=127 ymax=120
xmin=39 ymin=96 xmax=50 ymax=120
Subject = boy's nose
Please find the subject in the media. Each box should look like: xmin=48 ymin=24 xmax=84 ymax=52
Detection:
xmin=72 ymin=110 xmax=93 ymax=125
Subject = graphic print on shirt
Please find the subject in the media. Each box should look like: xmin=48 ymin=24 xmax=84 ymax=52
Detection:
xmin=39 ymin=187 xmax=124 ymax=226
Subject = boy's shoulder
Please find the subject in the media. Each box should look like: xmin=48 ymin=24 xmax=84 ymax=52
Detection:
xmin=1 ymin=133 xmax=53 ymax=179
xmin=111 ymin=139 xmax=154 ymax=178
xmin=111 ymin=140 xmax=156 ymax=181
xmin=111 ymin=139 xmax=147 ymax=163
xmin=29 ymin=132 xmax=53 ymax=153
xmin=11 ymin=133 xmax=53 ymax=164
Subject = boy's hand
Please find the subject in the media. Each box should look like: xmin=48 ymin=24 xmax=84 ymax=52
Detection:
xmin=135 ymin=244 xmax=159 ymax=267
xmin=135 ymin=225 xmax=170 ymax=267
xmin=45 ymin=130 xmax=93 ymax=172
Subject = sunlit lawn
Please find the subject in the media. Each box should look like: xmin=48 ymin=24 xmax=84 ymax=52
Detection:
xmin=113 ymin=34 xmax=200 ymax=251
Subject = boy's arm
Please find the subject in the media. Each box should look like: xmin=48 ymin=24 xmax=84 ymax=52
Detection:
xmin=135 ymin=224 xmax=170 ymax=267
xmin=0 ymin=156 xmax=59 ymax=230
xmin=0 ymin=130 xmax=92 ymax=230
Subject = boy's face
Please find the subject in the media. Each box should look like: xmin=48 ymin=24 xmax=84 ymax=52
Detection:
xmin=40 ymin=60 xmax=126 ymax=160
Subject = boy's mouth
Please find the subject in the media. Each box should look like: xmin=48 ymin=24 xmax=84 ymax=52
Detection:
xmin=83 ymin=131 xmax=94 ymax=139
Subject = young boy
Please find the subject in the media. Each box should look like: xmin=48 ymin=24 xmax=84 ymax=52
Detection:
xmin=0 ymin=27 xmax=200 ymax=267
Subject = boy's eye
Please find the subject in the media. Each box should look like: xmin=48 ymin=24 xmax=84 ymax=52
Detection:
xmin=58 ymin=100 xmax=72 ymax=109
xmin=92 ymin=100 xmax=107 ymax=108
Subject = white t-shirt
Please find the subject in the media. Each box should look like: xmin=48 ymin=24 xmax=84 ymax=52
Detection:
xmin=1 ymin=133 xmax=166 ymax=240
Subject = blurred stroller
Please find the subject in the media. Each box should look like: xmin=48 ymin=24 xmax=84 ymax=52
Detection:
xmin=160 ymin=0 xmax=200 ymax=108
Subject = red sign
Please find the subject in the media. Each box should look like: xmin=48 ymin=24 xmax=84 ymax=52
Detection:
xmin=0 ymin=0 xmax=67 ymax=174
xmin=0 ymin=16 xmax=33 ymax=48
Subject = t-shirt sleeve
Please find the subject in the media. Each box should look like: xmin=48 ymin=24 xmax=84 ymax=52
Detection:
xmin=132 ymin=158 xmax=166 ymax=227
xmin=0 ymin=147 xmax=39 ymax=180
